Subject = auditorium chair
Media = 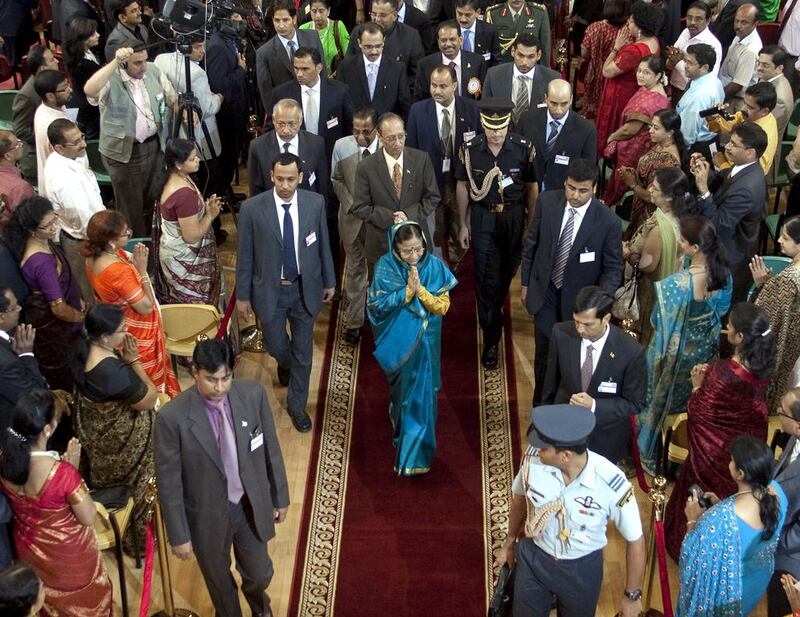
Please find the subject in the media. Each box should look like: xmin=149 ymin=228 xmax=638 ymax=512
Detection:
xmin=0 ymin=90 xmax=18 ymax=131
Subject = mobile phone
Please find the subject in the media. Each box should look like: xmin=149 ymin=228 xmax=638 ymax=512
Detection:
xmin=709 ymin=142 xmax=718 ymax=155
xmin=689 ymin=484 xmax=712 ymax=508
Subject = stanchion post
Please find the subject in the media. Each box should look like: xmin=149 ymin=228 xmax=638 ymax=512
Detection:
xmin=642 ymin=475 xmax=668 ymax=617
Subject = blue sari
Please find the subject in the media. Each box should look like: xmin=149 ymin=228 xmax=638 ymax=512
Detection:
xmin=676 ymin=482 xmax=787 ymax=617
xmin=367 ymin=222 xmax=458 ymax=476
xmin=636 ymin=268 xmax=732 ymax=475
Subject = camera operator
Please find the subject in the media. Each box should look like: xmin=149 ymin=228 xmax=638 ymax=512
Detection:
xmin=206 ymin=12 xmax=248 ymax=214
xmin=704 ymin=80 xmax=779 ymax=174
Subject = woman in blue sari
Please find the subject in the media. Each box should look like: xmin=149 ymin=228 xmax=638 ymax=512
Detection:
xmin=636 ymin=215 xmax=732 ymax=475
xmin=367 ymin=220 xmax=457 ymax=476
xmin=677 ymin=435 xmax=788 ymax=617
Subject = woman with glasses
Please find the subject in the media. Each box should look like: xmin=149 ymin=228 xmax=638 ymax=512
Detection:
xmin=69 ymin=303 xmax=158 ymax=554
xmin=2 ymin=197 xmax=84 ymax=391
xmin=83 ymin=210 xmax=180 ymax=397
xmin=664 ymin=302 xmax=774 ymax=559
xmin=61 ymin=18 xmax=101 ymax=140
xmin=367 ymin=220 xmax=457 ymax=475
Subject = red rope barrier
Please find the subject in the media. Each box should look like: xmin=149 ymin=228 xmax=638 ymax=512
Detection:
xmin=629 ymin=416 xmax=651 ymax=494
xmin=215 ymin=287 xmax=237 ymax=340
xmin=138 ymin=520 xmax=155 ymax=617
xmin=654 ymin=520 xmax=675 ymax=617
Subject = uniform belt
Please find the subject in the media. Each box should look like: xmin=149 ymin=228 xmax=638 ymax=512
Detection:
xmin=280 ymin=277 xmax=299 ymax=286
xmin=478 ymin=199 xmax=522 ymax=213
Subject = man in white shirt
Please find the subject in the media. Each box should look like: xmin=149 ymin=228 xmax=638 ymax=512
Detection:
xmin=778 ymin=0 xmax=800 ymax=94
xmin=666 ymin=1 xmax=723 ymax=95
xmin=719 ymin=3 xmax=762 ymax=110
xmin=43 ymin=118 xmax=105 ymax=303
xmin=32 ymin=69 xmax=71 ymax=196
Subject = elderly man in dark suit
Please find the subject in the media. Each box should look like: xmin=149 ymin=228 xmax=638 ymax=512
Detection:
xmin=520 ymin=158 xmax=624 ymax=405
xmin=255 ymin=0 xmax=324 ymax=114
xmin=237 ymin=153 xmax=335 ymax=432
xmin=413 ymin=20 xmax=487 ymax=102
xmin=481 ymin=33 xmax=559 ymax=128
xmin=104 ymin=0 xmax=148 ymax=61
xmin=768 ymin=388 xmax=800 ymax=617
xmin=407 ymin=64 xmax=480 ymax=264
xmin=336 ymin=22 xmax=410 ymax=118
xmin=352 ymin=112 xmax=441 ymax=269
xmin=248 ymin=99 xmax=328 ymax=200
xmin=455 ymin=0 xmax=502 ymax=66
xmin=542 ymin=286 xmax=646 ymax=463
xmin=154 ymin=339 xmax=289 ymax=617
xmin=690 ymin=121 xmax=768 ymax=302
xmin=518 ymin=79 xmax=597 ymax=192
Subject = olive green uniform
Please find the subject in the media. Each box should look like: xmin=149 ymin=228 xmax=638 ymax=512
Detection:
xmin=484 ymin=2 xmax=551 ymax=66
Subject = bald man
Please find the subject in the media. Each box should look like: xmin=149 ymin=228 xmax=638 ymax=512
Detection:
xmin=517 ymin=80 xmax=597 ymax=193
xmin=247 ymin=98 xmax=328 ymax=199
xmin=719 ymin=3 xmax=762 ymax=111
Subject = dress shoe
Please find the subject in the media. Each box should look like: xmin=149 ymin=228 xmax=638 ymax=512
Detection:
xmin=481 ymin=344 xmax=499 ymax=370
xmin=342 ymin=327 xmax=361 ymax=344
xmin=288 ymin=408 xmax=312 ymax=432
xmin=277 ymin=364 xmax=290 ymax=387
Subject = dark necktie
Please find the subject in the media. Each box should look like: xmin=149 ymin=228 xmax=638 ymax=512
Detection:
xmin=281 ymin=203 xmax=299 ymax=281
xmin=441 ymin=108 xmax=453 ymax=158
xmin=580 ymin=344 xmax=594 ymax=391
xmin=362 ymin=148 xmax=370 ymax=159
xmin=513 ymin=75 xmax=529 ymax=125
xmin=283 ymin=142 xmax=291 ymax=154
xmin=546 ymin=120 xmax=560 ymax=155
xmin=287 ymin=40 xmax=297 ymax=59
xmin=551 ymin=208 xmax=576 ymax=289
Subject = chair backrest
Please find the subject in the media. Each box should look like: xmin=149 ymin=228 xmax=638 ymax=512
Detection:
xmin=0 ymin=54 xmax=13 ymax=83
xmin=787 ymin=99 xmax=800 ymax=141
xmin=763 ymin=255 xmax=793 ymax=275
xmin=85 ymin=139 xmax=107 ymax=173
xmin=0 ymin=91 xmax=20 ymax=122
xmin=160 ymin=304 xmax=222 ymax=344
xmin=756 ymin=22 xmax=780 ymax=46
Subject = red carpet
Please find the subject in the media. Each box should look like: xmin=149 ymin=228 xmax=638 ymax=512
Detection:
xmin=288 ymin=253 xmax=521 ymax=617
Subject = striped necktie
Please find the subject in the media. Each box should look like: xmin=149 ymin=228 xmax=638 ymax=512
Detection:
xmin=551 ymin=208 xmax=576 ymax=289
xmin=546 ymin=120 xmax=560 ymax=155
xmin=513 ymin=75 xmax=529 ymax=124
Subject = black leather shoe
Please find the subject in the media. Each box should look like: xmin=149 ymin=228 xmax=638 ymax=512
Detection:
xmin=342 ymin=327 xmax=361 ymax=344
xmin=288 ymin=408 xmax=312 ymax=432
xmin=277 ymin=364 xmax=290 ymax=386
xmin=481 ymin=344 xmax=499 ymax=370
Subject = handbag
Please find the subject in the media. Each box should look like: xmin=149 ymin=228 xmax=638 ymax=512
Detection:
xmin=487 ymin=563 xmax=515 ymax=617
xmin=330 ymin=20 xmax=344 ymax=77
xmin=612 ymin=262 xmax=640 ymax=323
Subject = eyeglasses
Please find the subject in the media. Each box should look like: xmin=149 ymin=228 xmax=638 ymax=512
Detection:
xmin=275 ymin=122 xmax=299 ymax=130
xmin=776 ymin=411 xmax=796 ymax=421
xmin=37 ymin=214 xmax=60 ymax=230
xmin=119 ymin=229 xmax=133 ymax=239
xmin=1 ymin=304 xmax=21 ymax=314
xmin=55 ymin=85 xmax=73 ymax=93
xmin=370 ymin=10 xmax=395 ymax=18
xmin=381 ymin=133 xmax=406 ymax=143
xmin=62 ymin=133 xmax=87 ymax=147
xmin=361 ymin=43 xmax=384 ymax=51
xmin=399 ymin=245 xmax=424 ymax=257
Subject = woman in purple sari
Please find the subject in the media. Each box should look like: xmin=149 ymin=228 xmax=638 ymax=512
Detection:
xmin=2 ymin=197 xmax=84 ymax=391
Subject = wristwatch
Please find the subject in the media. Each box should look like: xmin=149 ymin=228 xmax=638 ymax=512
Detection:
xmin=624 ymin=589 xmax=642 ymax=601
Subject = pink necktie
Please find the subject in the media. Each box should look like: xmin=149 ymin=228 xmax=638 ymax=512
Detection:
xmin=130 ymin=79 xmax=150 ymax=143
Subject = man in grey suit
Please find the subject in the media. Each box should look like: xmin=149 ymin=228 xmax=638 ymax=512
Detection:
xmin=768 ymin=387 xmax=800 ymax=617
xmin=256 ymin=0 xmax=325 ymax=114
xmin=481 ymin=33 xmax=559 ymax=129
xmin=104 ymin=0 xmax=148 ymax=62
xmin=332 ymin=107 xmax=380 ymax=344
xmin=352 ymin=112 xmax=441 ymax=269
xmin=154 ymin=339 xmax=289 ymax=617
xmin=237 ymin=153 xmax=336 ymax=432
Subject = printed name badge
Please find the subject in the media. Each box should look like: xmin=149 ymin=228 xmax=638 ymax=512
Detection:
xmin=309 ymin=172 xmax=317 ymax=186
xmin=579 ymin=251 xmax=596 ymax=263
xmin=536 ymin=102 xmax=547 ymax=108
xmin=250 ymin=433 xmax=264 ymax=451
xmin=598 ymin=381 xmax=618 ymax=394
xmin=501 ymin=176 xmax=514 ymax=188
xmin=555 ymin=154 xmax=570 ymax=165
xmin=306 ymin=231 xmax=317 ymax=246
xmin=326 ymin=117 xmax=339 ymax=129
xmin=442 ymin=157 xmax=451 ymax=173
xmin=463 ymin=131 xmax=476 ymax=142
xmin=483 ymin=52 xmax=491 ymax=61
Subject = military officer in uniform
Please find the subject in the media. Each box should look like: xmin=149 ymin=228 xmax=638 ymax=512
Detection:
xmin=495 ymin=404 xmax=646 ymax=617
xmin=455 ymin=98 xmax=538 ymax=370
xmin=485 ymin=0 xmax=551 ymax=67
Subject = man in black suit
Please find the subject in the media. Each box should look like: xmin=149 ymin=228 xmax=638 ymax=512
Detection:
xmin=407 ymin=64 xmax=480 ymax=263
xmin=336 ymin=22 xmax=410 ymax=118
xmin=455 ymin=0 xmax=502 ymax=66
xmin=397 ymin=0 xmax=435 ymax=54
xmin=517 ymin=79 xmax=597 ymax=192
xmin=104 ymin=0 xmax=148 ymax=61
xmin=256 ymin=0 xmax=325 ymax=114
xmin=690 ymin=121 xmax=768 ymax=302
xmin=520 ymin=159 xmax=624 ymax=404
xmin=413 ymin=20 xmax=487 ymax=102
xmin=482 ymin=33 xmax=560 ymax=128
xmin=205 ymin=13 xmax=248 ymax=204
xmin=347 ymin=0 xmax=425 ymax=84
xmin=542 ymin=286 xmax=646 ymax=463
xmin=248 ymin=99 xmax=328 ymax=201
xmin=0 ymin=287 xmax=47 ymax=416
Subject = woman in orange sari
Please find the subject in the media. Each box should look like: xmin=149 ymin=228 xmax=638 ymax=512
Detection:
xmin=84 ymin=210 xmax=180 ymax=397
xmin=0 ymin=390 xmax=112 ymax=616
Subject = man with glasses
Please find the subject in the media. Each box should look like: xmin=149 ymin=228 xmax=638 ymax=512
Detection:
xmin=352 ymin=112 xmax=440 ymax=272
xmin=676 ymin=43 xmax=725 ymax=159
xmin=336 ymin=22 xmax=410 ymax=118
xmin=0 ymin=131 xmax=35 ymax=230
xmin=43 ymin=119 xmax=105 ymax=303
xmin=32 ymin=70 xmax=72 ymax=196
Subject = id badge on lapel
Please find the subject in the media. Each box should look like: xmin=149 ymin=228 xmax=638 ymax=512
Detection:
xmin=250 ymin=426 xmax=264 ymax=451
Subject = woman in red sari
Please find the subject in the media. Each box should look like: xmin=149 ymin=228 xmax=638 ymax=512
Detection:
xmin=84 ymin=210 xmax=180 ymax=398
xmin=0 ymin=390 xmax=112 ymax=616
xmin=596 ymin=1 xmax=663 ymax=154
xmin=664 ymin=302 xmax=775 ymax=560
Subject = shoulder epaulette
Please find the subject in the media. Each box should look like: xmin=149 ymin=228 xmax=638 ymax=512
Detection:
xmin=530 ymin=2 xmax=547 ymax=10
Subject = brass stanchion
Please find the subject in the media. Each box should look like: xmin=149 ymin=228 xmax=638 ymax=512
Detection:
xmin=642 ymin=475 xmax=668 ymax=617
xmin=146 ymin=477 xmax=199 ymax=617
xmin=240 ymin=316 xmax=266 ymax=353
xmin=555 ymin=39 xmax=568 ymax=76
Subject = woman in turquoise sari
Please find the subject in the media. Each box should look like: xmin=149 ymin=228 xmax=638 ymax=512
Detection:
xmin=367 ymin=220 xmax=458 ymax=476
xmin=636 ymin=215 xmax=732 ymax=475
xmin=677 ymin=435 xmax=787 ymax=617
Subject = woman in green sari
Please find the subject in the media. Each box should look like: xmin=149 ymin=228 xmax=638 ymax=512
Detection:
xmin=636 ymin=215 xmax=732 ymax=475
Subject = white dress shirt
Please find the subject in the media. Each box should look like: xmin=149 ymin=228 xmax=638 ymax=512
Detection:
xmin=729 ymin=160 xmax=757 ymax=177
xmin=397 ymin=2 xmax=407 ymax=21
xmin=779 ymin=0 xmax=800 ymax=57
xmin=512 ymin=64 xmax=535 ymax=102
xmin=44 ymin=152 xmax=105 ymax=239
xmin=273 ymin=188 xmax=300 ymax=278
xmin=580 ymin=323 xmax=611 ymax=412
xmin=33 ymin=104 xmax=69 ymax=196
xmin=557 ymin=198 xmax=591 ymax=245
xmin=669 ymin=26 xmax=723 ymax=90
xmin=279 ymin=134 xmax=300 ymax=156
